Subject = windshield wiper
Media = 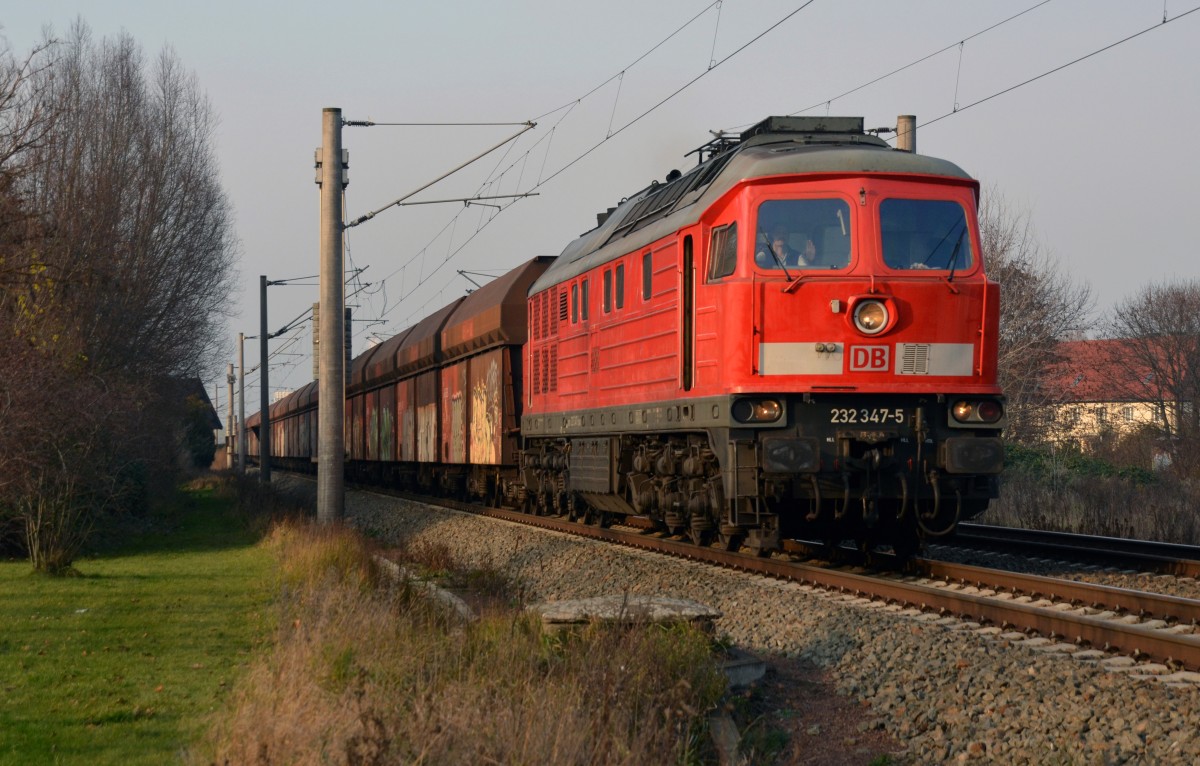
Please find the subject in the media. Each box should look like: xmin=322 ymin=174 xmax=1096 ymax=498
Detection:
xmin=946 ymin=228 xmax=965 ymax=283
xmin=757 ymin=226 xmax=793 ymax=282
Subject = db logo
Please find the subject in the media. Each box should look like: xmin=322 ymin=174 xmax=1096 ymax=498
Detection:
xmin=849 ymin=346 xmax=890 ymax=372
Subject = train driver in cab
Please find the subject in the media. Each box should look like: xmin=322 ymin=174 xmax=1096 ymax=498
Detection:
xmin=756 ymin=224 xmax=816 ymax=270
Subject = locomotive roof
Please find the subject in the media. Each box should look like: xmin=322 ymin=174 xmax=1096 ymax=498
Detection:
xmin=530 ymin=116 xmax=974 ymax=294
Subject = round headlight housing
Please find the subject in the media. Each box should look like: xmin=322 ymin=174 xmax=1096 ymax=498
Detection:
xmin=853 ymin=300 xmax=889 ymax=335
xmin=731 ymin=398 xmax=783 ymax=423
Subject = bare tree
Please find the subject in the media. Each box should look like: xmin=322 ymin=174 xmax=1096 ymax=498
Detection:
xmin=0 ymin=36 xmax=58 ymax=289
xmin=20 ymin=22 xmax=237 ymax=378
xmin=979 ymin=189 xmax=1093 ymax=445
xmin=0 ymin=24 xmax=236 ymax=571
xmin=0 ymin=36 xmax=58 ymax=174
xmin=1105 ymin=280 xmax=1200 ymax=474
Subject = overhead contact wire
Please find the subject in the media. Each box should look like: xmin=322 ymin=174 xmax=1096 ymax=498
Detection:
xmin=918 ymin=4 xmax=1200 ymax=130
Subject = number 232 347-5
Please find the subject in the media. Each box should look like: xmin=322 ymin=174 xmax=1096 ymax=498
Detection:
xmin=829 ymin=408 xmax=905 ymax=425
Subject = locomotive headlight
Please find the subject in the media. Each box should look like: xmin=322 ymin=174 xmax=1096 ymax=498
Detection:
xmin=732 ymin=398 xmax=783 ymax=423
xmin=853 ymin=300 xmax=889 ymax=335
xmin=952 ymin=401 xmax=974 ymax=422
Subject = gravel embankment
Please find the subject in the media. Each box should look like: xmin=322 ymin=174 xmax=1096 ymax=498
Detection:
xmin=345 ymin=489 xmax=1200 ymax=764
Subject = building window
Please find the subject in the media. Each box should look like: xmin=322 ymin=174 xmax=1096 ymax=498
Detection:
xmin=1095 ymin=406 xmax=1108 ymax=424
xmin=1122 ymin=406 xmax=1134 ymax=423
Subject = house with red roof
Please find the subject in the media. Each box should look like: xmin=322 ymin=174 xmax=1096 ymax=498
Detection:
xmin=1045 ymin=339 xmax=1171 ymax=453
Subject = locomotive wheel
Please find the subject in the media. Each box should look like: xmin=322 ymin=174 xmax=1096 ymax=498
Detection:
xmin=718 ymin=524 xmax=743 ymax=552
xmin=855 ymin=535 xmax=881 ymax=566
xmin=586 ymin=509 xmax=612 ymax=528
xmin=744 ymin=529 xmax=772 ymax=558
xmin=819 ymin=535 xmax=846 ymax=562
xmin=890 ymin=524 xmax=922 ymax=560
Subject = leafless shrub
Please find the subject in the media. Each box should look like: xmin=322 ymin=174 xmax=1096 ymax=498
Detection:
xmin=986 ymin=471 xmax=1200 ymax=544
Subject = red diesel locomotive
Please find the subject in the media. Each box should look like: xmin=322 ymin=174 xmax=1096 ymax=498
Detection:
xmin=247 ymin=115 xmax=1004 ymax=557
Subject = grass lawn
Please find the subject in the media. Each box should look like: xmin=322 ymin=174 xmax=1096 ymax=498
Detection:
xmin=0 ymin=481 xmax=275 ymax=765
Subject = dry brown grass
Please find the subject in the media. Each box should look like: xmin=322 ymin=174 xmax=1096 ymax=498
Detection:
xmin=198 ymin=520 xmax=725 ymax=765
xmin=985 ymin=471 xmax=1200 ymax=544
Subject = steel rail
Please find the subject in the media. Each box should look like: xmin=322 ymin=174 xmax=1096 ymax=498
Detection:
xmin=951 ymin=523 xmax=1200 ymax=579
xmin=916 ymin=559 xmax=1200 ymax=622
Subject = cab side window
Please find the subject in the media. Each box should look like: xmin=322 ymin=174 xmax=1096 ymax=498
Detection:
xmin=708 ymin=223 xmax=737 ymax=280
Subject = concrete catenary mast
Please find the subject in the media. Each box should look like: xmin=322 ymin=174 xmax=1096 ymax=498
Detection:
xmin=316 ymin=107 xmax=346 ymax=523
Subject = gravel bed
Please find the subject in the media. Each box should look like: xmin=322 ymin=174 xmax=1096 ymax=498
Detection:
xmin=345 ymin=489 xmax=1200 ymax=764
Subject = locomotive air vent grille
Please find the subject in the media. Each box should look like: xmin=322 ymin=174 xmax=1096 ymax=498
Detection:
xmin=558 ymin=288 xmax=568 ymax=325
xmin=548 ymin=345 xmax=558 ymax=392
xmin=532 ymin=348 xmax=542 ymax=393
xmin=551 ymin=286 xmax=561 ymax=337
xmin=540 ymin=292 xmax=550 ymax=339
xmin=900 ymin=344 xmax=930 ymax=375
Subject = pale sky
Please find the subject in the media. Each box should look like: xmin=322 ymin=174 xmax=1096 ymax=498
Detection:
xmin=3 ymin=1 xmax=1198 ymax=409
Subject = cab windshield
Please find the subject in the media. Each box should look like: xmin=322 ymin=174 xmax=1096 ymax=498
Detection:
xmin=754 ymin=199 xmax=852 ymax=272
xmin=880 ymin=199 xmax=974 ymax=272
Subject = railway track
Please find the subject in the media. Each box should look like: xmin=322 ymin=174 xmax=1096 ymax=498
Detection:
xmin=351 ymin=483 xmax=1200 ymax=675
xmin=942 ymin=523 xmax=1200 ymax=579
